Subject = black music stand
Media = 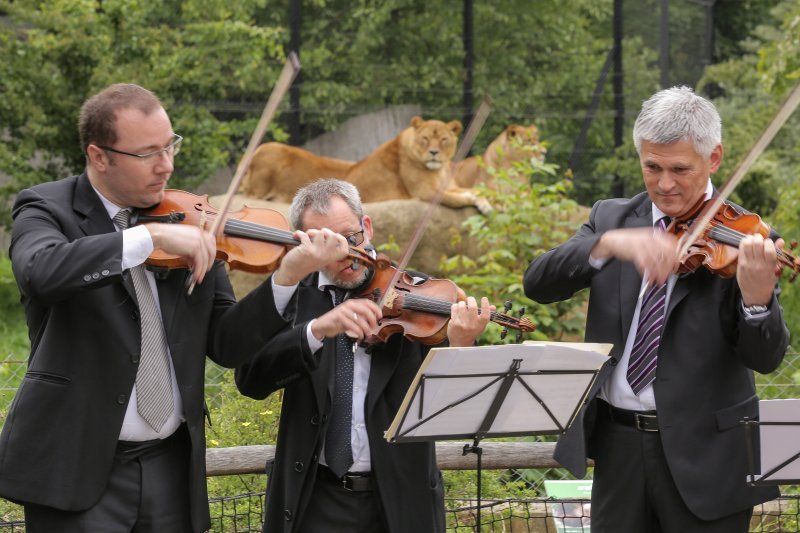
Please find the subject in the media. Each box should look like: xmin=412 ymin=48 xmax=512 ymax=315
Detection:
xmin=742 ymin=399 xmax=800 ymax=485
xmin=384 ymin=341 xmax=611 ymax=530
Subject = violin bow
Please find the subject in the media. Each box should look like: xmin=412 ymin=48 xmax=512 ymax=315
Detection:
xmin=188 ymin=51 xmax=301 ymax=293
xmin=676 ymin=82 xmax=800 ymax=260
xmin=376 ymin=95 xmax=492 ymax=309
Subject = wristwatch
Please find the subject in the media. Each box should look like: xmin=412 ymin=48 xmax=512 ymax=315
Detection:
xmin=742 ymin=303 xmax=770 ymax=316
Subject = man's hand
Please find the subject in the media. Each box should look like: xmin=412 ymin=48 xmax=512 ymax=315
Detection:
xmin=146 ymin=223 xmax=216 ymax=284
xmin=310 ymin=298 xmax=382 ymax=341
xmin=591 ymin=227 xmax=680 ymax=286
xmin=273 ymin=229 xmax=350 ymax=286
xmin=738 ymin=234 xmax=781 ymax=306
xmin=447 ymin=296 xmax=494 ymax=347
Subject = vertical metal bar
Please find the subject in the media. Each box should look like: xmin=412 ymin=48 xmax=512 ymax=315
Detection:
xmin=288 ymin=0 xmax=302 ymax=146
xmin=612 ymin=0 xmax=625 ymax=197
xmin=660 ymin=0 xmax=670 ymax=88
xmin=462 ymin=0 xmax=475 ymax=139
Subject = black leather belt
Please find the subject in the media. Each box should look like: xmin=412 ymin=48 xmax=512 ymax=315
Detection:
xmin=116 ymin=424 xmax=185 ymax=462
xmin=600 ymin=399 xmax=659 ymax=432
xmin=316 ymin=464 xmax=375 ymax=492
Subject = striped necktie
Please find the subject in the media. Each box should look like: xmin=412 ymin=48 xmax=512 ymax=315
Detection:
xmin=626 ymin=216 xmax=670 ymax=395
xmin=113 ymin=210 xmax=174 ymax=431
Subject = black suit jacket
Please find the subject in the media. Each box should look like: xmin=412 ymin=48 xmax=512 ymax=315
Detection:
xmin=0 ymin=174 xmax=264 ymax=532
xmin=232 ymin=273 xmax=445 ymax=533
xmin=523 ymin=192 xmax=789 ymax=520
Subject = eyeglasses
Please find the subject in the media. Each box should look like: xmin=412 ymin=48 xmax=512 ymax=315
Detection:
xmin=342 ymin=220 xmax=365 ymax=247
xmin=98 ymin=134 xmax=183 ymax=164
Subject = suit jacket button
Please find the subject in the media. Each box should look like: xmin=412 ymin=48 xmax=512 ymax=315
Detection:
xmin=92 ymin=272 xmax=100 ymax=279
xmin=294 ymin=461 xmax=304 ymax=472
xmin=131 ymin=310 xmax=139 ymax=321
xmin=131 ymin=355 xmax=140 ymax=364
xmin=321 ymin=414 xmax=328 ymax=423
xmin=116 ymin=394 xmax=127 ymax=404
xmin=101 ymin=269 xmax=110 ymax=276
xmin=83 ymin=274 xmax=92 ymax=282
xmin=310 ymin=414 xmax=320 ymax=425
xmin=284 ymin=509 xmax=292 ymax=521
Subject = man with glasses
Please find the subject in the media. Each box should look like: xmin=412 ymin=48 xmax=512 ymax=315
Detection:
xmin=0 ymin=83 xmax=278 ymax=532
xmin=228 ymin=178 xmax=493 ymax=532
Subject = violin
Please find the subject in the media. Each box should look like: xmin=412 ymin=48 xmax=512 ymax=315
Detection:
xmin=135 ymin=189 xmax=374 ymax=274
xmin=669 ymin=198 xmax=800 ymax=280
xmin=354 ymin=254 xmax=535 ymax=345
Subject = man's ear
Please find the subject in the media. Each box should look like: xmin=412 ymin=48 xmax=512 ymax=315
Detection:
xmin=86 ymin=145 xmax=109 ymax=172
xmin=708 ymin=143 xmax=723 ymax=174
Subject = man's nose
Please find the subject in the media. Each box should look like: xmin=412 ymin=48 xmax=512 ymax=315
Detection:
xmin=154 ymin=151 xmax=174 ymax=173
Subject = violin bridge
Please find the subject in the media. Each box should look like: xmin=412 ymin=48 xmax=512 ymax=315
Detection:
xmin=383 ymin=288 xmax=399 ymax=310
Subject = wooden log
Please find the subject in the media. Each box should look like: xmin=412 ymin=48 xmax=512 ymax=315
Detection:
xmin=205 ymin=441 xmax=593 ymax=477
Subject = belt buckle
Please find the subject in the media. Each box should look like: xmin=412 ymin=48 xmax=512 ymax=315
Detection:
xmin=342 ymin=475 xmax=353 ymax=491
xmin=634 ymin=412 xmax=658 ymax=432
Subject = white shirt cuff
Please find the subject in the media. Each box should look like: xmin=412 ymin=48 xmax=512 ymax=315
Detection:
xmin=121 ymin=225 xmax=155 ymax=270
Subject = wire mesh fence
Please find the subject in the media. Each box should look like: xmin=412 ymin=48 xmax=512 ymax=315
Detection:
xmin=1 ymin=352 xmax=799 ymax=531
xmin=3 ymin=494 xmax=799 ymax=532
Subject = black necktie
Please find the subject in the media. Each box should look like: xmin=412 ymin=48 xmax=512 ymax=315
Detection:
xmin=325 ymin=287 xmax=355 ymax=477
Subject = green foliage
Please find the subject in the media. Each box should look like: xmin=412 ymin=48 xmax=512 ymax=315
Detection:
xmin=0 ymin=254 xmax=30 ymax=410
xmin=205 ymin=373 xmax=281 ymax=498
xmin=0 ymin=0 xmax=287 ymax=226
xmin=440 ymin=148 xmax=587 ymax=344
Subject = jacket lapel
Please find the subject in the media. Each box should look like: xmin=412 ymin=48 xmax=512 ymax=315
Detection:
xmin=74 ymin=174 xmax=137 ymax=299
xmin=299 ymin=278 xmax=338 ymax=414
xmin=619 ymin=199 xmax=653 ymax=343
xmin=366 ymin=338 xmax=403 ymax=414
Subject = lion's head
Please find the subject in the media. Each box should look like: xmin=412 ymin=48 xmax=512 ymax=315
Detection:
xmin=486 ymin=124 xmax=547 ymax=166
xmin=403 ymin=116 xmax=463 ymax=171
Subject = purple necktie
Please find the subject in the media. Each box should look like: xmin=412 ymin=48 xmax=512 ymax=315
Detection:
xmin=626 ymin=217 xmax=669 ymax=395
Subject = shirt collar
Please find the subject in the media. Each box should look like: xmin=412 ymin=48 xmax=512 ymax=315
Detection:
xmin=91 ymin=184 xmax=128 ymax=221
xmin=652 ymin=178 xmax=713 ymax=225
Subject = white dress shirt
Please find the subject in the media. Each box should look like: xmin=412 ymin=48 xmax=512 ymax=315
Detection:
xmin=271 ymin=274 xmax=373 ymax=473
xmin=94 ymin=189 xmax=184 ymax=441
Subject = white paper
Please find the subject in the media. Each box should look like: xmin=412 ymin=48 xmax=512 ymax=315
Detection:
xmin=753 ymin=399 xmax=800 ymax=483
xmin=385 ymin=342 xmax=611 ymax=442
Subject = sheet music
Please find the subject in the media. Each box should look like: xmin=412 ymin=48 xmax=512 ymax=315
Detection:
xmin=385 ymin=342 xmax=611 ymax=442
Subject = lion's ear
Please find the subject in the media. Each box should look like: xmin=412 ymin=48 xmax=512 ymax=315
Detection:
xmin=410 ymin=116 xmax=424 ymax=128
xmin=447 ymin=120 xmax=463 ymax=136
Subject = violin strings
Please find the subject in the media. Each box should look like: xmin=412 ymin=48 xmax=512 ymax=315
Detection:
xmin=707 ymin=222 xmax=796 ymax=266
xmin=401 ymin=293 xmax=513 ymax=324
xmin=224 ymin=219 xmax=299 ymax=246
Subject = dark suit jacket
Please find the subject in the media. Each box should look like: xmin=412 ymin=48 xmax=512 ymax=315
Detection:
xmin=0 ymin=174 xmax=265 ymax=532
xmin=523 ymin=192 xmax=789 ymax=520
xmin=232 ymin=273 xmax=445 ymax=533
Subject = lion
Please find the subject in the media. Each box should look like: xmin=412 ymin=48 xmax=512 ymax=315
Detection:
xmin=453 ymin=124 xmax=546 ymax=189
xmin=345 ymin=116 xmax=491 ymax=213
xmin=239 ymin=143 xmax=354 ymax=202
xmin=241 ymin=116 xmax=491 ymax=214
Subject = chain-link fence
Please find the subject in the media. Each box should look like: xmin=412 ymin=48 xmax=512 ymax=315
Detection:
xmin=3 ymin=494 xmax=799 ymax=532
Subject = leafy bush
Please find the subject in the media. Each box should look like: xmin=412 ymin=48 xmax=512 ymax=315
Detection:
xmin=440 ymin=150 xmax=588 ymax=344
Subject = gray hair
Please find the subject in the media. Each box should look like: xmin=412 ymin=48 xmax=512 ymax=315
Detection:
xmin=288 ymin=178 xmax=364 ymax=230
xmin=633 ymin=86 xmax=721 ymax=160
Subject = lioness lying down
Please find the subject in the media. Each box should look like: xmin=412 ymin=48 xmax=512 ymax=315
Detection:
xmin=240 ymin=116 xmax=491 ymax=213
xmin=454 ymin=124 xmax=546 ymax=189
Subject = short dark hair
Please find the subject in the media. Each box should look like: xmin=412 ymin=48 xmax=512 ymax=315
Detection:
xmin=78 ymin=83 xmax=163 ymax=154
